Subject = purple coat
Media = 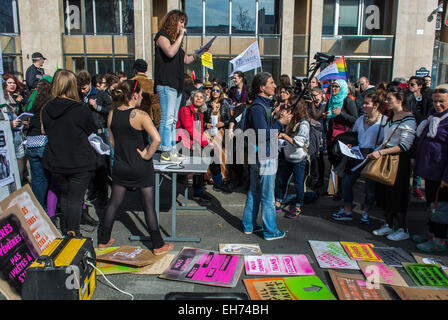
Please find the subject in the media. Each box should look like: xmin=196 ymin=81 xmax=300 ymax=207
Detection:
xmin=415 ymin=109 xmax=448 ymax=183
xmin=229 ymin=84 xmax=247 ymax=105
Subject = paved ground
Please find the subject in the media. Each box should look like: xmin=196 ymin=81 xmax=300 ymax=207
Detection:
xmin=2 ymin=169 xmax=445 ymax=302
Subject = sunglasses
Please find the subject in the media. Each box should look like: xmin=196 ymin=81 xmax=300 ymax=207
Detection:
xmin=211 ymin=89 xmax=220 ymax=93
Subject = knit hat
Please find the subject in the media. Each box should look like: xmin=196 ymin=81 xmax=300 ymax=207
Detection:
xmin=134 ymin=59 xmax=148 ymax=73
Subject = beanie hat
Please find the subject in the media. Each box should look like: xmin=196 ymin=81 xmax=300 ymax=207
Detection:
xmin=134 ymin=59 xmax=148 ymax=73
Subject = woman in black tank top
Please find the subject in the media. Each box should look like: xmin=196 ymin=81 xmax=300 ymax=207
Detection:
xmin=98 ymin=80 xmax=174 ymax=255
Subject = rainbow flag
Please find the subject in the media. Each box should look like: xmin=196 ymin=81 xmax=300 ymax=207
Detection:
xmin=316 ymin=56 xmax=348 ymax=82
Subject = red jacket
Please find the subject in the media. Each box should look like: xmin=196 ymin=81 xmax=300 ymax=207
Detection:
xmin=176 ymin=104 xmax=208 ymax=149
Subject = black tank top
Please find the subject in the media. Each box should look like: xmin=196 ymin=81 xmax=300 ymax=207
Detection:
xmin=110 ymin=108 xmax=154 ymax=188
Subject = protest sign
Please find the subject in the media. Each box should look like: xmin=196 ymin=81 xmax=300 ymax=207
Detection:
xmin=403 ymin=263 xmax=448 ymax=287
xmin=0 ymin=185 xmax=61 ymax=253
xmin=340 ymin=242 xmax=383 ymax=262
xmin=358 ymin=261 xmax=409 ymax=287
xmin=308 ymin=240 xmax=359 ymax=270
xmin=96 ymin=246 xmax=159 ymax=267
xmin=392 ymin=286 xmax=448 ymax=300
xmin=412 ymin=252 xmax=448 ymax=270
xmin=219 ymin=244 xmax=262 ymax=256
xmin=244 ymin=254 xmax=315 ymax=276
xmin=328 ymin=270 xmax=392 ymax=300
xmin=159 ymin=247 xmax=244 ymax=288
xmin=372 ymin=247 xmax=415 ymax=267
xmin=0 ymin=205 xmax=41 ymax=300
xmin=201 ymin=52 xmax=213 ymax=70
xmin=229 ymin=42 xmax=262 ymax=75
xmin=0 ymin=128 xmax=15 ymax=189
xmin=244 ymin=276 xmax=336 ymax=300
xmin=95 ymin=247 xmax=139 ymax=275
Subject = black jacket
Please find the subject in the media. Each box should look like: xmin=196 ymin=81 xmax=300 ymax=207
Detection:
xmin=94 ymin=89 xmax=112 ymax=129
xmin=42 ymin=97 xmax=97 ymax=174
xmin=25 ymin=64 xmax=45 ymax=93
xmin=407 ymin=91 xmax=432 ymax=125
xmin=203 ymin=99 xmax=232 ymax=129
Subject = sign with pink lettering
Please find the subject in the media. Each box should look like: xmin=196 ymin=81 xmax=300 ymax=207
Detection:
xmin=159 ymin=247 xmax=244 ymax=288
xmin=244 ymin=254 xmax=315 ymax=276
xmin=358 ymin=261 xmax=409 ymax=287
xmin=340 ymin=242 xmax=383 ymax=262
xmin=308 ymin=240 xmax=360 ymax=270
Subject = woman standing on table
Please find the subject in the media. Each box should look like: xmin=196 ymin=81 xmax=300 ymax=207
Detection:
xmin=98 ymin=80 xmax=173 ymax=255
xmin=154 ymin=10 xmax=200 ymax=164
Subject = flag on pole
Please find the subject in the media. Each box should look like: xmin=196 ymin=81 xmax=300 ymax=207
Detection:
xmin=316 ymin=56 xmax=348 ymax=82
xmin=229 ymin=42 xmax=262 ymax=76
xmin=190 ymin=70 xmax=196 ymax=80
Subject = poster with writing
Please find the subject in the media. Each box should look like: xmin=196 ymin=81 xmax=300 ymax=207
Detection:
xmin=392 ymin=286 xmax=448 ymax=300
xmin=244 ymin=276 xmax=336 ymax=300
xmin=358 ymin=261 xmax=409 ymax=287
xmin=340 ymin=242 xmax=383 ymax=262
xmin=412 ymin=252 xmax=448 ymax=270
xmin=0 ymin=205 xmax=41 ymax=300
xmin=244 ymin=254 xmax=315 ymax=276
xmin=373 ymin=247 xmax=415 ymax=267
xmin=201 ymin=52 xmax=213 ymax=70
xmin=0 ymin=185 xmax=61 ymax=253
xmin=96 ymin=246 xmax=160 ymax=267
xmin=0 ymin=129 xmax=14 ymax=188
xmin=403 ymin=263 xmax=448 ymax=287
xmin=308 ymin=240 xmax=359 ymax=270
xmin=328 ymin=270 xmax=392 ymax=300
xmin=159 ymin=247 xmax=244 ymax=288
xmin=94 ymin=247 xmax=139 ymax=275
xmin=219 ymin=244 xmax=262 ymax=256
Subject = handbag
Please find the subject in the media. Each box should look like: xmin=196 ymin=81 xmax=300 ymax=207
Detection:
xmin=430 ymin=187 xmax=448 ymax=224
xmin=360 ymin=118 xmax=403 ymax=186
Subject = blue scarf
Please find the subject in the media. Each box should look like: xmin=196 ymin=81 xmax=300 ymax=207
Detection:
xmin=327 ymin=79 xmax=348 ymax=120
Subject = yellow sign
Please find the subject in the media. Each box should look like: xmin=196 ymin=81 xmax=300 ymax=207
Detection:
xmin=202 ymin=52 xmax=213 ymax=70
xmin=340 ymin=242 xmax=383 ymax=262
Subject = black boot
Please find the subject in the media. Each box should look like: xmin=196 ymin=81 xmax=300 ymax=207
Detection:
xmin=81 ymin=207 xmax=99 ymax=226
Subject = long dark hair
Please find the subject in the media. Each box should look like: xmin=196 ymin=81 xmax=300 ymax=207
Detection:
xmin=111 ymin=80 xmax=141 ymax=109
xmin=286 ymin=98 xmax=310 ymax=137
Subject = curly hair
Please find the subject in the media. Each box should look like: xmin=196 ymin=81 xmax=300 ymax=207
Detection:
xmin=2 ymin=73 xmax=22 ymax=94
xmin=159 ymin=10 xmax=188 ymax=44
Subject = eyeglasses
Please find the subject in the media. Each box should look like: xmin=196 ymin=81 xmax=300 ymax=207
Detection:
xmin=211 ymin=89 xmax=220 ymax=93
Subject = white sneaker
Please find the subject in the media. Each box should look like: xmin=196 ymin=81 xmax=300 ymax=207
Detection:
xmin=372 ymin=224 xmax=394 ymax=236
xmin=170 ymin=149 xmax=185 ymax=163
xmin=387 ymin=228 xmax=410 ymax=241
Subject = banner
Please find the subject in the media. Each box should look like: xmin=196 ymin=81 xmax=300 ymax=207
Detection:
xmin=201 ymin=52 xmax=213 ymax=70
xmin=244 ymin=254 xmax=315 ymax=276
xmin=229 ymin=42 xmax=262 ymax=76
xmin=316 ymin=56 xmax=348 ymax=82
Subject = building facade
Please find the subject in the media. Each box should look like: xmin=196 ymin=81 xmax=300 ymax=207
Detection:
xmin=0 ymin=0 xmax=440 ymax=86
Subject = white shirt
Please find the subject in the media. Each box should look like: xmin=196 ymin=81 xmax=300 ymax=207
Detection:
xmin=381 ymin=115 xmax=417 ymax=152
xmin=352 ymin=114 xmax=387 ymax=149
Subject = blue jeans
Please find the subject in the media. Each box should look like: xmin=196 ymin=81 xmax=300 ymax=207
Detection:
xmin=243 ymin=159 xmax=279 ymax=238
xmin=26 ymin=146 xmax=49 ymax=210
xmin=275 ymin=160 xmax=307 ymax=207
xmin=342 ymin=170 xmax=376 ymax=210
xmin=157 ymin=85 xmax=182 ymax=152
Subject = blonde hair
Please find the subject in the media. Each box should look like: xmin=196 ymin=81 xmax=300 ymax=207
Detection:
xmin=50 ymin=69 xmax=80 ymax=101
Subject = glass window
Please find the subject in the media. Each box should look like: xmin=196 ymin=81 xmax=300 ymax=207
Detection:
xmin=258 ymin=0 xmax=280 ymax=35
xmin=185 ymin=0 xmax=203 ymax=34
xmin=0 ymin=0 xmax=18 ymax=33
xmin=322 ymin=0 xmax=335 ymax=35
xmin=232 ymin=0 xmax=255 ymax=35
xmin=64 ymin=0 xmax=82 ymax=35
xmin=114 ymin=58 xmax=135 ymax=76
xmin=338 ymin=0 xmax=359 ymax=35
xmin=122 ymin=0 xmax=134 ymax=34
xmin=362 ymin=0 xmax=386 ymax=35
xmin=205 ymin=0 xmax=229 ymax=34
xmin=95 ymin=0 xmax=119 ymax=34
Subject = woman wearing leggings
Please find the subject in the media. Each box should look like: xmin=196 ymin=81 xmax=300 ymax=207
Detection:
xmin=98 ymin=80 xmax=173 ymax=255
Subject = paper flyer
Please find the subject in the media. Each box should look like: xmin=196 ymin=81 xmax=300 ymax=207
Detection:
xmin=244 ymin=254 xmax=315 ymax=276
xmin=219 ymin=244 xmax=262 ymax=256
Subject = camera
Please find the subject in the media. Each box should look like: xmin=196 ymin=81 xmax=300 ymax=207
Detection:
xmin=314 ymin=52 xmax=335 ymax=64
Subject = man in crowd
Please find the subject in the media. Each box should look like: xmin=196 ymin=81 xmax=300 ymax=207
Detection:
xmin=355 ymin=76 xmax=376 ymax=115
xmin=25 ymin=52 xmax=46 ymax=95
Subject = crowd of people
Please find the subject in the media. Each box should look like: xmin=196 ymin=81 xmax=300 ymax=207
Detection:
xmin=1 ymin=9 xmax=447 ymax=255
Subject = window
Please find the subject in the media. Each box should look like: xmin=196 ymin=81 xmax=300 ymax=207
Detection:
xmin=362 ymin=0 xmax=386 ymax=35
xmin=232 ymin=0 xmax=256 ymax=35
xmin=338 ymin=0 xmax=359 ymax=35
xmin=322 ymin=0 xmax=336 ymax=35
xmin=185 ymin=0 xmax=203 ymax=34
xmin=258 ymin=0 xmax=280 ymax=34
xmin=205 ymin=0 xmax=229 ymax=34
xmin=0 ymin=0 xmax=19 ymax=34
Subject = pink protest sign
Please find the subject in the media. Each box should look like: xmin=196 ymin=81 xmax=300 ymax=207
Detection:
xmin=244 ymin=254 xmax=315 ymax=276
xmin=308 ymin=240 xmax=360 ymax=270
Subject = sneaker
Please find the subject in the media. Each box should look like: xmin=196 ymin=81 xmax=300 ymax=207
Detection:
xmin=285 ymin=207 xmax=302 ymax=219
xmin=264 ymin=230 xmax=286 ymax=241
xmin=244 ymin=225 xmax=264 ymax=235
xmin=331 ymin=208 xmax=353 ymax=221
xmin=372 ymin=224 xmax=394 ymax=236
xmin=386 ymin=228 xmax=410 ymax=241
xmin=413 ymin=188 xmax=425 ymax=200
xmin=160 ymin=151 xmax=181 ymax=164
xmin=360 ymin=212 xmax=370 ymax=225
xmin=275 ymin=205 xmax=283 ymax=214
xmin=416 ymin=239 xmax=447 ymax=253
xmin=412 ymin=233 xmax=432 ymax=244
xmin=170 ymin=149 xmax=185 ymax=163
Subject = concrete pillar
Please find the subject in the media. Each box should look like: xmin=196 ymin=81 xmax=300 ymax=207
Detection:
xmin=281 ymin=0 xmax=295 ymax=76
xmin=134 ymin=0 xmax=153 ymax=78
xmin=18 ymin=0 xmax=64 ymax=77
xmin=309 ymin=0 xmax=323 ymax=66
xmin=392 ymin=0 xmax=438 ymax=80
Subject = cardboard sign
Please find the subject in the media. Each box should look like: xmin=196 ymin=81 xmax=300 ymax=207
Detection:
xmin=412 ymin=252 xmax=448 ymax=270
xmin=96 ymin=246 xmax=163 ymax=267
xmin=159 ymin=247 xmax=244 ymax=288
xmin=328 ymin=270 xmax=392 ymax=300
xmin=340 ymin=242 xmax=383 ymax=262
xmin=135 ymin=254 xmax=175 ymax=275
xmin=0 ymin=205 xmax=41 ymax=300
xmin=201 ymin=52 xmax=213 ymax=70
xmin=244 ymin=276 xmax=336 ymax=300
xmin=358 ymin=261 xmax=408 ymax=287
xmin=94 ymin=247 xmax=139 ymax=275
xmin=372 ymin=247 xmax=415 ymax=267
xmin=392 ymin=286 xmax=448 ymax=300
xmin=0 ymin=185 xmax=61 ymax=253
xmin=219 ymin=244 xmax=262 ymax=256
xmin=403 ymin=263 xmax=448 ymax=287
xmin=244 ymin=254 xmax=315 ymax=276
xmin=0 ymin=129 xmax=14 ymax=188
xmin=308 ymin=240 xmax=359 ymax=270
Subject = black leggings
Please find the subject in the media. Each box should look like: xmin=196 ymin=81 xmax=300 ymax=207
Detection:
xmin=98 ymin=184 xmax=164 ymax=249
